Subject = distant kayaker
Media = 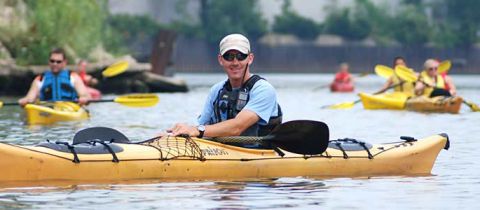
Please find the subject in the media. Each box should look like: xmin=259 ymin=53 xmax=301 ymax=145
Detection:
xmin=169 ymin=34 xmax=282 ymax=138
xmin=330 ymin=62 xmax=354 ymax=92
xmin=18 ymin=48 xmax=90 ymax=106
xmin=415 ymin=59 xmax=456 ymax=97
xmin=76 ymin=60 xmax=98 ymax=87
xmin=76 ymin=59 xmax=102 ymax=100
xmin=437 ymin=59 xmax=456 ymax=96
xmin=376 ymin=56 xmax=415 ymax=95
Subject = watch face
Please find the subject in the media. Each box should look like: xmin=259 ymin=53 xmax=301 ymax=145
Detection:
xmin=198 ymin=125 xmax=206 ymax=131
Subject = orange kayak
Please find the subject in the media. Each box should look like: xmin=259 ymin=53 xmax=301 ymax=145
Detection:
xmin=330 ymin=82 xmax=354 ymax=92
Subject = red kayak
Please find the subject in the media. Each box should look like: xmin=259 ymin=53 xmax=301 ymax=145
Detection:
xmin=330 ymin=82 xmax=354 ymax=92
xmin=86 ymin=86 xmax=102 ymax=100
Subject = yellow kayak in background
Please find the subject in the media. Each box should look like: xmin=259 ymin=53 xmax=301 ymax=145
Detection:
xmin=359 ymin=92 xmax=409 ymax=110
xmin=0 ymin=134 xmax=448 ymax=183
xmin=406 ymin=96 xmax=463 ymax=114
xmin=359 ymin=92 xmax=463 ymax=114
xmin=24 ymin=102 xmax=89 ymax=124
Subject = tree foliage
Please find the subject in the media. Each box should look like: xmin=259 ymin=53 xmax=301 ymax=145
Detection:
xmin=391 ymin=5 xmax=430 ymax=46
xmin=197 ymin=0 xmax=268 ymax=43
xmin=272 ymin=0 xmax=320 ymax=40
xmin=10 ymin=0 xmax=107 ymax=65
xmin=104 ymin=14 xmax=165 ymax=56
xmin=441 ymin=0 xmax=480 ymax=47
xmin=322 ymin=0 xmax=373 ymax=41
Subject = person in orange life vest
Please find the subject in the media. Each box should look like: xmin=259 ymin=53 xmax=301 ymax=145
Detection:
xmin=18 ymin=48 xmax=90 ymax=106
xmin=376 ymin=56 xmax=414 ymax=94
xmin=415 ymin=59 xmax=456 ymax=97
xmin=76 ymin=60 xmax=98 ymax=86
xmin=333 ymin=63 xmax=352 ymax=84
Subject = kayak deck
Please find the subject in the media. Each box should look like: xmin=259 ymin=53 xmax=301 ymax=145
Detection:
xmin=406 ymin=96 xmax=463 ymax=114
xmin=24 ymin=102 xmax=89 ymax=124
xmin=359 ymin=92 xmax=408 ymax=110
xmin=0 ymin=134 xmax=449 ymax=183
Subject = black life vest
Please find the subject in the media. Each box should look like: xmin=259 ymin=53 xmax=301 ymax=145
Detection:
xmin=212 ymin=75 xmax=282 ymax=136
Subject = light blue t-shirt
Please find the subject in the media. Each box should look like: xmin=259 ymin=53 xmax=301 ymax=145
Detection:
xmin=198 ymin=76 xmax=279 ymax=126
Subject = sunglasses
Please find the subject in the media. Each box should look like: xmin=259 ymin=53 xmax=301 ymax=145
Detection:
xmin=428 ymin=67 xmax=438 ymax=71
xmin=222 ymin=52 xmax=248 ymax=61
xmin=49 ymin=59 xmax=63 ymax=64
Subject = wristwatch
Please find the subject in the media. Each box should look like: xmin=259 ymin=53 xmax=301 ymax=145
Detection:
xmin=197 ymin=125 xmax=206 ymax=138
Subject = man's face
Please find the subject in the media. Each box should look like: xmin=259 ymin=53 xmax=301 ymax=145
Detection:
xmin=218 ymin=50 xmax=252 ymax=81
xmin=395 ymin=59 xmax=406 ymax=67
xmin=49 ymin=53 xmax=66 ymax=73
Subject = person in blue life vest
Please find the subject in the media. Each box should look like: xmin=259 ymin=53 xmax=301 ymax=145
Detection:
xmin=169 ymin=34 xmax=282 ymax=138
xmin=18 ymin=48 xmax=90 ymax=106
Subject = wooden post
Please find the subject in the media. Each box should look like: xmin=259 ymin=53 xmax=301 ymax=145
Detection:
xmin=150 ymin=29 xmax=176 ymax=76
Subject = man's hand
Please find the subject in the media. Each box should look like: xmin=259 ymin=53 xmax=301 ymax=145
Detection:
xmin=18 ymin=97 xmax=32 ymax=107
xmin=77 ymin=96 xmax=89 ymax=105
xmin=169 ymin=123 xmax=200 ymax=137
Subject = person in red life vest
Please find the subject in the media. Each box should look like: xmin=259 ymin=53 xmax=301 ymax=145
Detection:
xmin=436 ymin=59 xmax=456 ymax=96
xmin=76 ymin=60 xmax=98 ymax=86
xmin=415 ymin=59 xmax=456 ymax=97
xmin=330 ymin=62 xmax=354 ymax=92
xmin=18 ymin=48 xmax=90 ymax=106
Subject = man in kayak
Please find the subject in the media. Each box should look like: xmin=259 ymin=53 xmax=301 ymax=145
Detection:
xmin=415 ymin=59 xmax=456 ymax=97
xmin=376 ymin=56 xmax=415 ymax=95
xmin=330 ymin=62 xmax=354 ymax=92
xmin=170 ymin=34 xmax=282 ymax=138
xmin=18 ymin=48 xmax=90 ymax=106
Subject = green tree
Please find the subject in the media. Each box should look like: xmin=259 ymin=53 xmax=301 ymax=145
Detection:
xmin=391 ymin=5 xmax=430 ymax=46
xmin=272 ymin=0 xmax=320 ymax=40
xmin=442 ymin=0 xmax=480 ymax=47
xmin=8 ymin=0 xmax=107 ymax=65
xmin=322 ymin=0 xmax=373 ymax=41
xmin=199 ymin=0 xmax=268 ymax=43
xmin=105 ymin=14 xmax=165 ymax=55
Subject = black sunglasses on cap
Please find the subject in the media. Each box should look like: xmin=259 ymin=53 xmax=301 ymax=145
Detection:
xmin=222 ymin=52 xmax=248 ymax=61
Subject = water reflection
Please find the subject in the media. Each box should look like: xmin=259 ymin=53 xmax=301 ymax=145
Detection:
xmin=0 ymin=178 xmax=329 ymax=209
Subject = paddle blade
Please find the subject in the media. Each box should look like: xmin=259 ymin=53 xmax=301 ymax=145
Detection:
xmin=395 ymin=66 xmax=417 ymax=82
xmin=113 ymin=94 xmax=159 ymax=107
xmin=325 ymin=101 xmax=357 ymax=109
xmin=102 ymin=61 xmax=129 ymax=77
xmin=267 ymin=120 xmax=329 ymax=155
xmin=464 ymin=101 xmax=480 ymax=112
xmin=374 ymin=65 xmax=394 ymax=79
xmin=438 ymin=60 xmax=451 ymax=74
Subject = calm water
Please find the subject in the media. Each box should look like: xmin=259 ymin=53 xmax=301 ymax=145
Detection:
xmin=0 ymin=73 xmax=479 ymax=209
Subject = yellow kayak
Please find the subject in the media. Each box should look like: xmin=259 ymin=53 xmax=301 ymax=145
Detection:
xmin=24 ymin=102 xmax=89 ymax=124
xmin=406 ymin=96 xmax=463 ymax=114
xmin=359 ymin=92 xmax=409 ymax=110
xmin=0 ymin=128 xmax=449 ymax=183
xmin=360 ymin=92 xmax=463 ymax=114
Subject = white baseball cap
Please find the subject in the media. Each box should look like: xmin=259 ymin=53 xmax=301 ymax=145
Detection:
xmin=219 ymin=34 xmax=251 ymax=55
